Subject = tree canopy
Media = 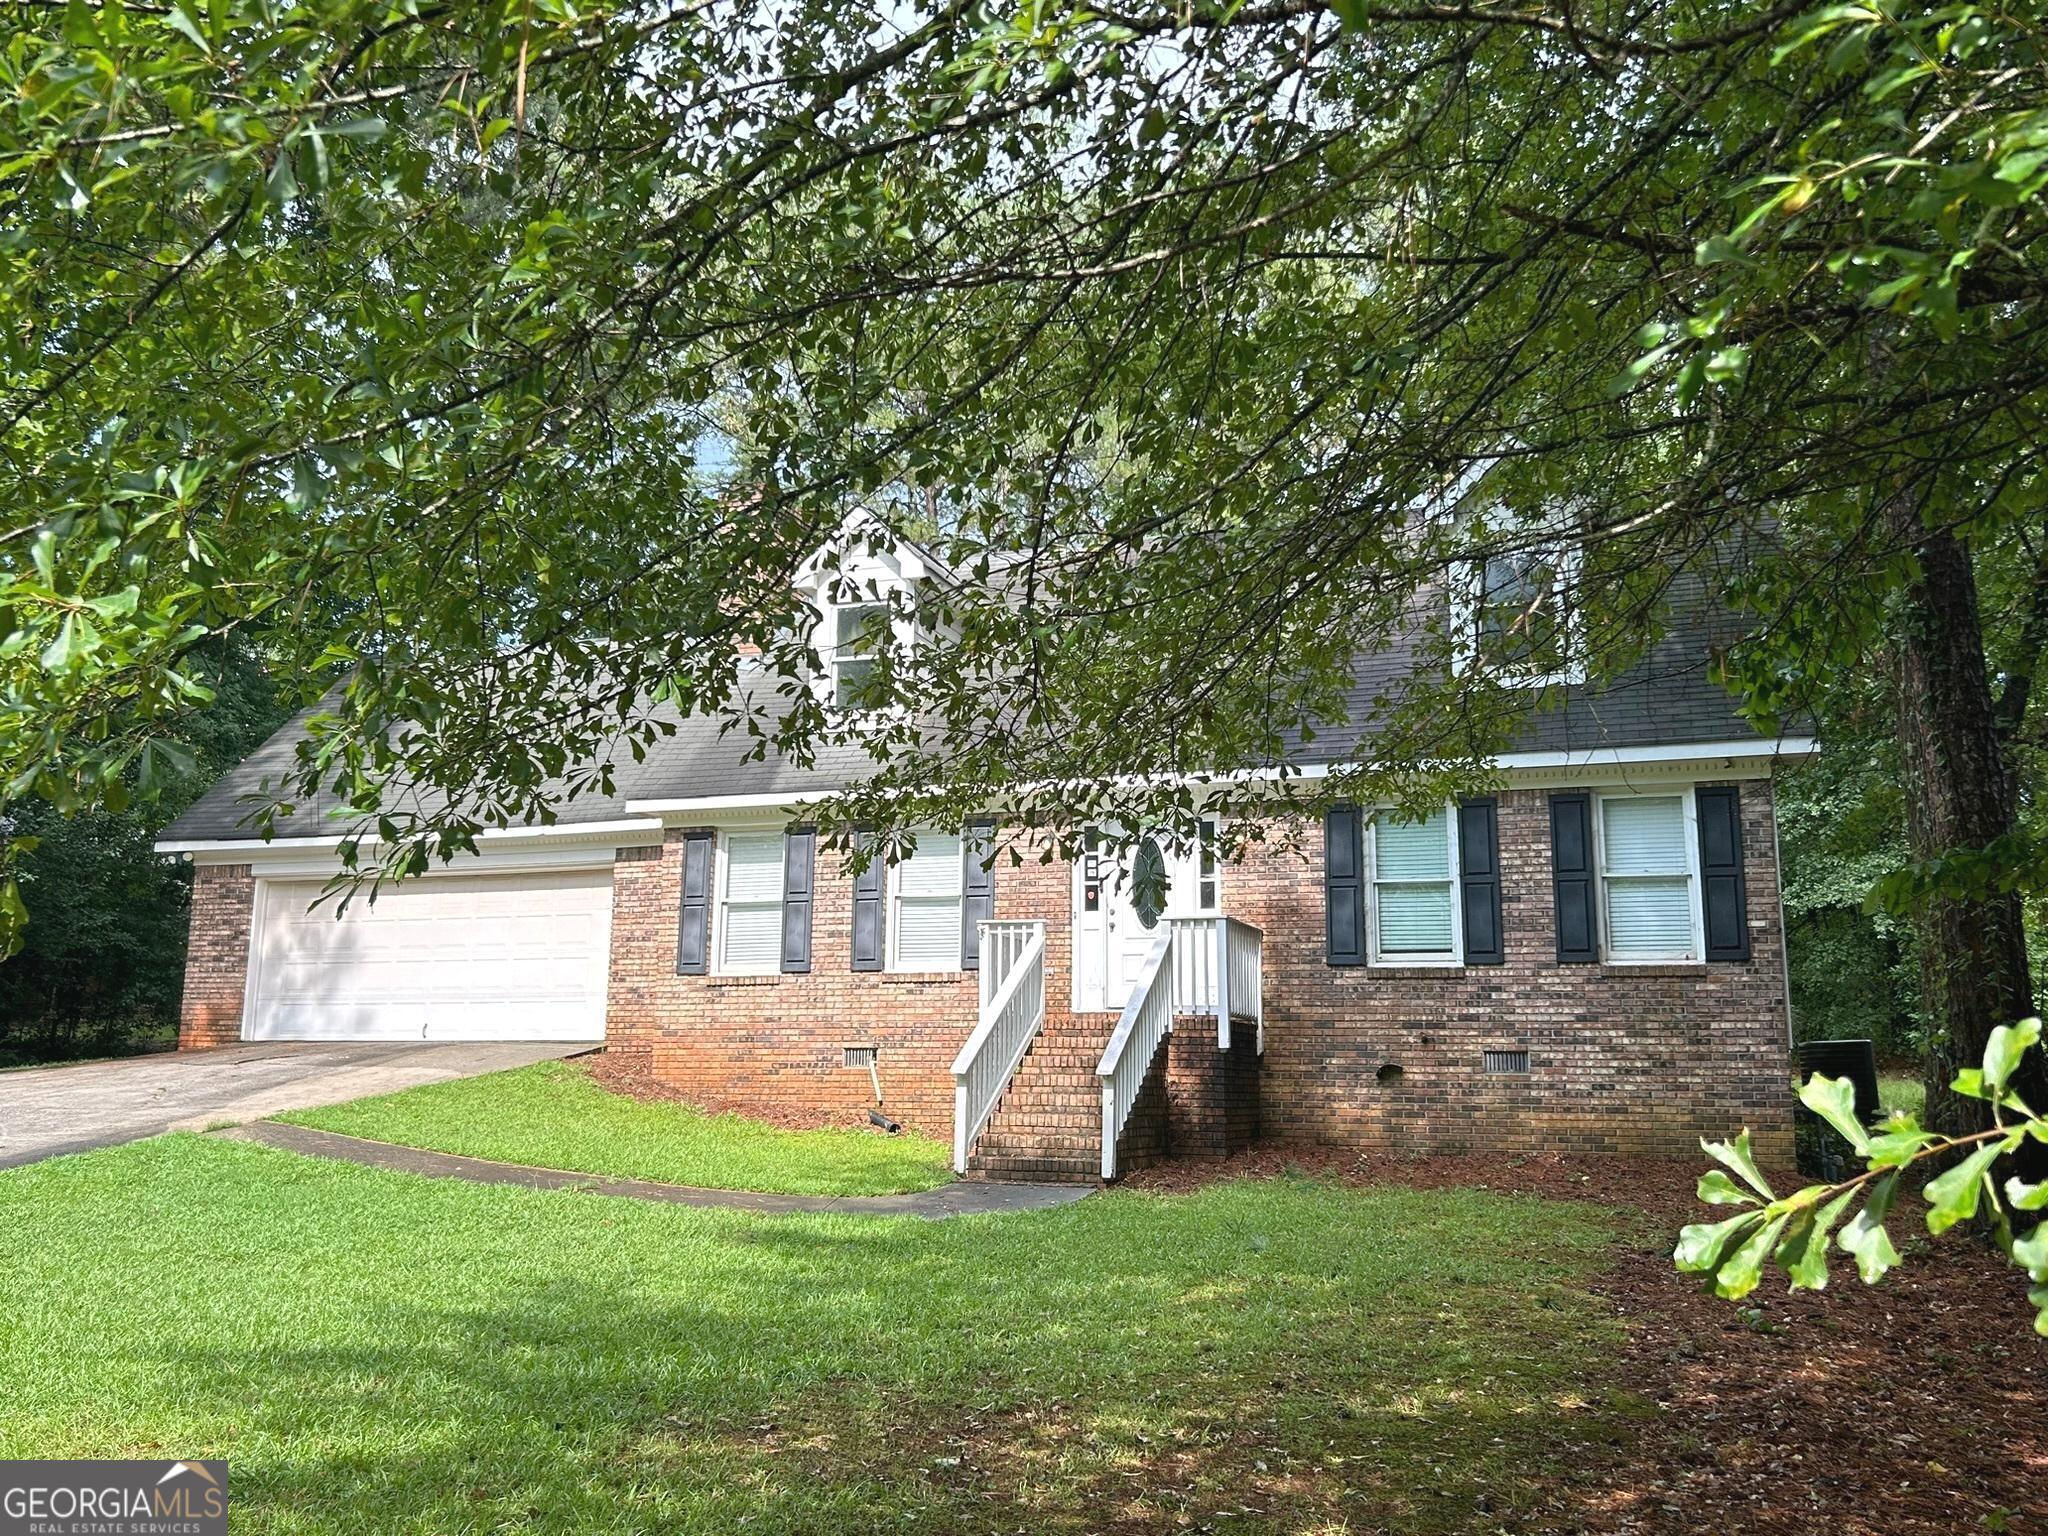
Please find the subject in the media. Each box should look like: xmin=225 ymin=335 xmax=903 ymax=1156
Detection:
xmin=2 ymin=1 xmax=2043 ymax=943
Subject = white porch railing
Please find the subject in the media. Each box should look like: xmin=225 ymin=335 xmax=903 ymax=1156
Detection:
xmin=978 ymin=919 xmax=1042 ymax=1012
xmin=952 ymin=920 xmax=1048 ymax=1174
xmin=1096 ymin=932 xmax=1175 ymax=1182
xmin=1165 ymin=916 xmax=1265 ymax=1052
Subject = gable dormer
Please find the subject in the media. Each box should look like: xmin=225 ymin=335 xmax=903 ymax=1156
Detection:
xmin=791 ymin=510 xmax=952 ymax=712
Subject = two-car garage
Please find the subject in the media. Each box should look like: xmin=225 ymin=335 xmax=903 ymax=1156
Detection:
xmin=239 ymin=866 xmax=615 ymax=1043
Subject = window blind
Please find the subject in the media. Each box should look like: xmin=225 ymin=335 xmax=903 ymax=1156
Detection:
xmin=1600 ymin=796 xmax=1694 ymax=959
xmin=894 ymin=831 xmax=963 ymax=970
xmin=720 ymin=831 xmax=784 ymax=973
xmin=1373 ymin=810 xmax=1454 ymax=956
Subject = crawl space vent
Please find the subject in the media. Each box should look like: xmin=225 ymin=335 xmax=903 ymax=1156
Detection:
xmin=842 ymin=1046 xmax=878 ymax=1070
xmin=1483 ymin=1048 xmax=1530 ymax=1075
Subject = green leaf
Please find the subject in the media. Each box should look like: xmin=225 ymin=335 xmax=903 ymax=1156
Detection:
xmin=39 ymin=613 xmax=99 ymax=673
xmin=1775 ymin=1189 xmax=1852 ymax=1290
xmin=1866 ymin=1125 xmax=1937 ymax=1167
xmin=1716 ymin=1213 xmax=1790 ymax=1300
xmin=1923 ymin=1140 xmax=2008 ymax=1235
xmin=1983 ymin=1018 xmax=2043 ymax=1095
xmin=2006 ymin=1178 xmax=2048 ymax=1212
xmin=1675 ymin=1211 xmax=1764 ymax=1274
xmin=1799 ymin=1073 xmax=1871 ymax=1155
xmin=1697 ymin=1170 xmax=1760 ymax=1206
xmin=1951 ymin=1068 xmax=1990 ymax=1100
xmin=2014 ymin=1224 xmax=2048 ymax=1285
xmin=1700 ymin=1129 xmax=1776 ymax=1201
xmin=0 ymin=878 xmax=26 ymax=961
xmin=1839 ymin=1170 xmax=1902 ymax=1283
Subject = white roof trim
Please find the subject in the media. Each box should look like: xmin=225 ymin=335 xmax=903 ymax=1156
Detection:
xmin=617 ymin=736 xmax=1818 ymax=819
xmin=164 ymin=738 xmax=1817 ymax=848
xmin=624 ymin=789 xmax=843 ymax=818
xmin=155 ymin=816 xmax=665 ymax=858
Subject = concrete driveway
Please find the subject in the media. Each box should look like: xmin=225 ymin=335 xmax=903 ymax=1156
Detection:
xmin=0 ymin=1041 xmax=591 ymax=1170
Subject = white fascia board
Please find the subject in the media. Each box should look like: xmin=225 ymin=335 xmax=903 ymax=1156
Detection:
xmin=155 ymin=816 xmax=666 ymax=861
xmin=625 ymin=736 xmax=1816 ymax=820
xmin=1490 ymin=737 xmax=1818 ymax=773
xmin=189 ymin=737 xmax=1817 ymax=850
xmin=625 ymin=788 xmax=844 ymax=820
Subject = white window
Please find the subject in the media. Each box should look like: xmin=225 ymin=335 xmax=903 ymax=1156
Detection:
xmin=1369 ymin=807 xmax=1460 ymax=964
xmin=717 ymin=830 xmax=785 ymax=975
xmin=829 ymin=600 xmax=890 ymax=710
xmin=1453 ymin=539 xmax=1583 ymax=686
xmin=890 ymin=830 xmax=963 ymax=971
xmin=1597 ymin=791 xmax=1702 ymax=962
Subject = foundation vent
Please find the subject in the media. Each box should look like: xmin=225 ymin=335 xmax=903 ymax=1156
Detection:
xmin=842 ymin=1046 xmax=878 ymax=1070
xmin=1482 ymin=1048 xmax=1530 ymax=1076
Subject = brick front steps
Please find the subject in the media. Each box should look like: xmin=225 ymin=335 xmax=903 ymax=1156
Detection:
xmin=964 ymin=1016 xmax=1116 ymax=1183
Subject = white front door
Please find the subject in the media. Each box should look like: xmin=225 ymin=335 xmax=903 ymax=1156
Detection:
xmin=1073 ymin=825 xmax=1217 ymax=1013
xmin=244 ymin=868 xmax=614 ymax=1042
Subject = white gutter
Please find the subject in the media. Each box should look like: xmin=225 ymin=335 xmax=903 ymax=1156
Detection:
xmin=622 ymin=788 xmax=843 ymax=817
xmin=618 ymin=735 xmax=1817 ymax=818
xmin=163 ymin=737 xmax=1820 ymax=847
xmin=154 ymin=816 xmax=665 ymax=858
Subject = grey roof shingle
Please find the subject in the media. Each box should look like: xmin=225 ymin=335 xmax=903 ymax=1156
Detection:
xmin=160 ymin=596 xmax=1775 ymax=845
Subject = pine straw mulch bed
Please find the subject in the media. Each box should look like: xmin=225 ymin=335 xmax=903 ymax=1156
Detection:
xmin=1125 ymin=1146 xmax=2048 ymax=1535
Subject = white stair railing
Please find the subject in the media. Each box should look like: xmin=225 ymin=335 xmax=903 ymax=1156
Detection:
xmin=1096 ymin=931 xmax=1175 ymax=1181
xmin=951 ymin=920 xmax=1048 ymax=1174
xmin=1163 ymin=916 xmax=1265 ymax=1051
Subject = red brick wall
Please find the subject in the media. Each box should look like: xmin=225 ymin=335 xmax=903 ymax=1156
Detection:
xmin=178 ymin=864 xmax=254 ymax=1049
xmin=1166 ymin=1027 xmax=1262 ymax=1159
xmin=1230 ymin=781 xmax=1796 ymax=1161
xmin=605 ymin=829 xmax=1082 ymax=1139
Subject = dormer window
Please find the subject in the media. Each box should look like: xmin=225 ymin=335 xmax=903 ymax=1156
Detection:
xmin=1453 ymin=534 xmax=1582 ymax=687
xmin=830 ymin=601 xmax=891 ymax=710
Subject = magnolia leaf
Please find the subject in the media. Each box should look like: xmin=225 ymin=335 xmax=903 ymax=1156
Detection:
xmin=1700 ymin=1128 xmax=1776 ymax=1201
xmin=1697 ymin=1170 xmax=1760 ymax=1206
xmin=1799 ymin=1073 xmax=1871 ymax=1154
xmin=1924 ymin=1140 xmax=2009 ymax=1235
xmin=1983 ymin=1018 xmax=2043 ymax=1095
xmin=1839 ymin=1170 xmax=1902 ymax=1284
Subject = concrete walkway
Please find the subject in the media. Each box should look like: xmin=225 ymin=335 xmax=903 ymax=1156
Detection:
xmin=220 ymin=1121 xmax=1097 ymax=1219
xmin=0 ymin=1041 xmax=591 ymax=1170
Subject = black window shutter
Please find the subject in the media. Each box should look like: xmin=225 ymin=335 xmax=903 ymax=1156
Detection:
xmin=1458 ymin=797 xmax=1504 ymax=965
xmin=1696 ymin=785 xmax=1751 ymax=962
xmin=675 ymin=829 xmax=714 ymax=975
xmin=1325 ymin=805 xmax=1367 ymax=967
xmin=1549 ymin=792 xmax=1598 ymax=964
xmin=780 ymin=825 xmax=815 ymax=974
xmin=850 ymin=828 xmax=885 ymax=972
xmin=960 ymin=819 xmax=995 ymax=970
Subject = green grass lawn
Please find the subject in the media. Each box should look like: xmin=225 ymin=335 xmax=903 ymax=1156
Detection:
xmin=277 ymin=1059 xmax=953 ymax=1196
xmin=0 ymin=1136 xmax=1627 ymax=1534
xmin=1879 ymin=1073 xmax=1927 ymax=1119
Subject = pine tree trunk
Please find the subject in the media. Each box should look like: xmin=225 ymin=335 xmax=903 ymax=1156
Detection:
xmin=1885 ymin=493 xmax=2041 ymax=1140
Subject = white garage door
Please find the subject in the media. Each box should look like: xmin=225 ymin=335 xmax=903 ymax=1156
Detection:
xmin=245 ymin=869 xmax=613 ymax=1042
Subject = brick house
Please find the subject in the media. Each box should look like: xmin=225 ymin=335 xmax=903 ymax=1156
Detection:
xmin=158 ymin=531 xmax=1809 ymax=1178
